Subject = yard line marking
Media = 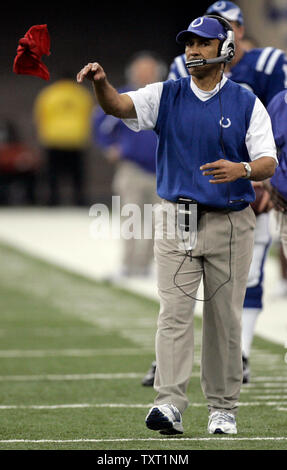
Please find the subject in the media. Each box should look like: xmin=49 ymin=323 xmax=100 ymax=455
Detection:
xmin=0 ymin=437 xmax=287 ymax=444
xmin=253 ymin=384 xmax=287 ymax=388
xmin=276 ymin=407 xmax=287 ymax=411
xmin=0 ymin=328 xmax=112 ymax=337
xmin=0 ymin=373 xmax=145 ymax=382
xmin=252 ymin=377 xmax=287 ymax=382
xmin=0 ymin=403 xmax=154 ymax=410
xmin=0 ymin=349 xmax=153 ymax=358
xmin=0 ymin=372 xmax=202 ymax=382
xmin=239 ymin=402 xmax=287 ymax=406
xmin=240 ymin=385 xmax=287 ymax=396
xmin=253 ymin=396 xmax=287 ymax=400
xmin=1 ymin=373 xmax=286 ymax=383
xmin=0 ymin=402 xmax=287 ymax=410
xmin=244 ymin=383 xmax=287 ymax=388
xmin=239 ymin=401 xmax=287 ymax=406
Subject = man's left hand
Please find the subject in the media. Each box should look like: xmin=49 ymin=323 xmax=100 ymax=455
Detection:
xmin=200 ymin=159 xmax=245 ymax=183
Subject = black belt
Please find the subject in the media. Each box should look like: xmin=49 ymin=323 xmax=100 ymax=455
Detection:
xmin=197 ymin=203 xmax=231 ymax=214
xmin=176 ymin=198 xmax=231 ymax=214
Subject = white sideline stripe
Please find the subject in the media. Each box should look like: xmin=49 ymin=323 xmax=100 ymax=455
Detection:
xmin=0 ymin=349 xmax=152 ymax=358
xmin=276 ymin=407 xmax=287 ymax=411
xmin=0 ymin=373 xmax=144 ymax=381
xmin=1 ymin=437 xmax=287 ymax=444
xmin=0 ymin=402 xmax=287 ymax=410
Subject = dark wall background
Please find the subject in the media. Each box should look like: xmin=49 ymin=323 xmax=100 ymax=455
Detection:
xmin=0 ymin=2 xmax=212 ymax=204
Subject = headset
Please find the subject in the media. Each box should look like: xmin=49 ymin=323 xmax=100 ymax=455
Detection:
xmin=185 ymin=15 xmax=235 ymax=68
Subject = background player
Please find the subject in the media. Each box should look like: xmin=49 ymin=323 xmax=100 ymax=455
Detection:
xmin=267 ymin=90 xmax=287 ymax=259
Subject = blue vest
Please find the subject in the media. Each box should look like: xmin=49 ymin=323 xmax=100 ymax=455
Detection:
xmin=154 ymin=77 xmax=256 ymax=210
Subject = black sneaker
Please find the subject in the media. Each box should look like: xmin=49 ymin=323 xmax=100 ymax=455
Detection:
xmin=242 ymin=355 xmax=250 ymax=384
xmin=141 ymin=361 xmax=156 ymax=386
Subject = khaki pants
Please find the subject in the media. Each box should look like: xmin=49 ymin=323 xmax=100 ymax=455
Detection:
xmin=153 ymin=200 xmax=256 ymax=415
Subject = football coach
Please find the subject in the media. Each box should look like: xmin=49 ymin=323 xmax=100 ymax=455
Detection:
xmin=77 ymin=16 xmax=277 ymax=435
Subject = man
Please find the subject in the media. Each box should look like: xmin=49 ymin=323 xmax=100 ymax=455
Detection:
xmin=148 ymin=0 xmax=287 ymax=385
xmin=266 ymin=90 xmax=287 ymax=258
xmin=77 ymin=16 xmax=277 ymax=435
xmin=92 ymin=52 xmax=165 ymax=279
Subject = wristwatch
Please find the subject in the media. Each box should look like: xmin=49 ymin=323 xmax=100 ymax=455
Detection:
xmin=241 ymin=162 xmax=252 ymax=179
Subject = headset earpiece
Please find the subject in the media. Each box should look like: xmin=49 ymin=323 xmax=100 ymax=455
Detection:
xmin=204 ymin=14 xmax=235 ymax=63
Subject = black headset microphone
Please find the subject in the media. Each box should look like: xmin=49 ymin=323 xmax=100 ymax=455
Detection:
xmin=186 ymin=50 xmax=234 ymax=68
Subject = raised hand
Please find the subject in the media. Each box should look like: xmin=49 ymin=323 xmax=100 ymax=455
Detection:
xmin=77 ymin=62 xmax=106 ymax=84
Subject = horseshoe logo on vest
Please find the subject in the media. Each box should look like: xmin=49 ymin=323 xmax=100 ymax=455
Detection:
xmin=219 ymin=117 xmax=231 ymax=128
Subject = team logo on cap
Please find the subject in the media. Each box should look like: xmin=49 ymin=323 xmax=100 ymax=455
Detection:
xmin=212 ymin=1 xmax=226 ymax=10
xmin=191 ymin=17 xmax=204 ymax=28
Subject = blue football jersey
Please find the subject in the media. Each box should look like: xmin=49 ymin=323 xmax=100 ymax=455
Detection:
xmin=168 ymin=47 xmax=287 ymax=107
xmin=267 ymin=90 xmax=287 ymax=200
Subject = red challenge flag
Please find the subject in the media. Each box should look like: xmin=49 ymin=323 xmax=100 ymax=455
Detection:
xmin=13 ymin=24 xmax=51 ymax=80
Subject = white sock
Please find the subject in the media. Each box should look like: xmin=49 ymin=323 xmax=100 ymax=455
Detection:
xmin=241 ymin=308 xmax=261 ymax=358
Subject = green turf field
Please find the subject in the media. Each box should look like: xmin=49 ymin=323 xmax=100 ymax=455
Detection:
xmin=0 ymin=242 xmax=286 ymax=451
